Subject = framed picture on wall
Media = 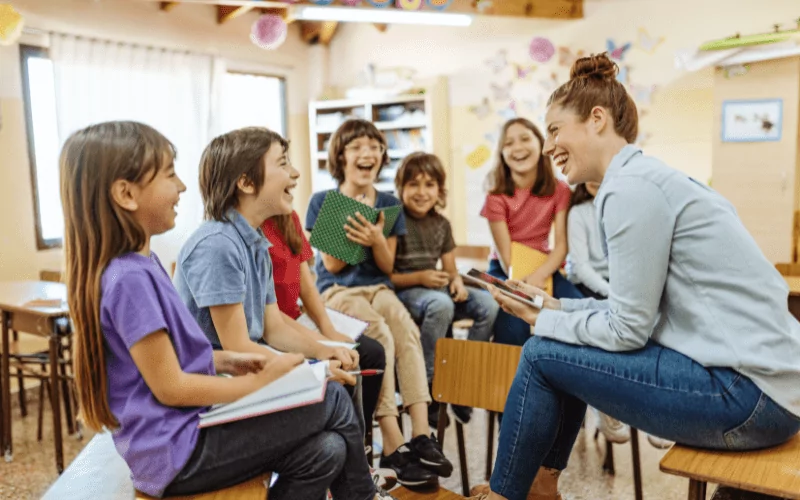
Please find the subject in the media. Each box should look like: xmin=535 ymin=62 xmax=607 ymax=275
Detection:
xmin=721 ymin=98 xmax=782 ymax=142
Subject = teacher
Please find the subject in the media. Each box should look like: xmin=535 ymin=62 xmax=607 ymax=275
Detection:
xmin=468 ymin=53 xmax=800 ymax=500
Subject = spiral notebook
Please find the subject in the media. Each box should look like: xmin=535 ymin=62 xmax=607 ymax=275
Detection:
xmin=309 ymin=190 xmax=402 ymax=265
xmin=198 ymin=361 xmax=329 ymax=428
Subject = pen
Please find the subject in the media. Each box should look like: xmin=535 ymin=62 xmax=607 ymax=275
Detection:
xmin=346 ymin=369 xmax=384 ymax=376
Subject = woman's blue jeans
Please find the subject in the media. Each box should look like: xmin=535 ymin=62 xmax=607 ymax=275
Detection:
xmin=490 ymin=336 xmax=800 ymax=500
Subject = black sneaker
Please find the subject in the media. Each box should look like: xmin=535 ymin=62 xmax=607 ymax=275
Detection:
xmin=379 ymin=445 xmax=438 ymax=489
xmin=451 ymin=404 xmax=473 ymax=425
xmin=409 ymin=434 xmax=454 ymax=478
xmin=428 ymin=401 xmax=450 ymax=430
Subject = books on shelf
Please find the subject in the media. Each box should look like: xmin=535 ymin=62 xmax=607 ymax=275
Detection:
xmin=198 ymin=361 xmax=329 ymax=428
xmin=309 ymin=191 xmax=402 ymax=266
xmin=296 ymin=307 xmax=368 ymax=342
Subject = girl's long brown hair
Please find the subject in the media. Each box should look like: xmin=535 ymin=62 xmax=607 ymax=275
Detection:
xmin=569 ymin=183 xmax=595 ymax=210
xmin=60 ymin=121 xmax=175 ymax=431
xmin=486 ymin=117 xmax=557 ymax=198
xmin=270 ymin=214 xmax=304 ymax=255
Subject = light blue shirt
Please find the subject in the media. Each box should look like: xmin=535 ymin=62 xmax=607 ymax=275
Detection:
xmin=174 ymin=210 xmax=276 ymax=349
xmin=536 ymin=145 xmax=800 ymax=416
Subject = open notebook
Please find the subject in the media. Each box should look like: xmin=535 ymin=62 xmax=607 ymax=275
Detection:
xmin=198 ymin=361 xmax=329 ymax=428
xmin=296 ymin=307 xmax=368 ymax=346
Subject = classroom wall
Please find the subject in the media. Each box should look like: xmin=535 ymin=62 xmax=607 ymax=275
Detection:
xmin=0 ymin=0 xmax=312 ymax=280
xmin=711 ymin=57 xmax=800 ymax=263
xmin=325 ymin=0 xmax=800 ymax=244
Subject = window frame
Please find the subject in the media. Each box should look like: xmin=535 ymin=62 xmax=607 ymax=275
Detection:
xmin=20 ymin=44 xmax=61 ymax=250
xmin=225 ymin=69 xmax=289 ymax=140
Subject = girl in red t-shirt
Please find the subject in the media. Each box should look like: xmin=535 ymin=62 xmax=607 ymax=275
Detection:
xmin=480 ymin=117 xmax=583 ymax=346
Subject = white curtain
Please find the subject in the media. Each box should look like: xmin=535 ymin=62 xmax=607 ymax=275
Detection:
xmin=50 ymin=34 xmax=217 ymax=268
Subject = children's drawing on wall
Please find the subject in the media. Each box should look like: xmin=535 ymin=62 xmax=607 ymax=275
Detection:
xmin=722 ymin=99 xmax=782 ymax=142
xmin=637 ymin=27 xmax=665 ymax=53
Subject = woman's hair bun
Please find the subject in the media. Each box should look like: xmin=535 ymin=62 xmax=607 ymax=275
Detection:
xmin=570 ymin=52 xmax=618 ymax=81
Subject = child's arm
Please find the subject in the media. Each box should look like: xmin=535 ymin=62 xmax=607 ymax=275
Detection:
xmin=129 ymin=330 xmax=303 ymax=407
xmin=209 ymin=304 xmax=280 ymax=360
xmin=440 ymin=250 xmax=469 ymax=302
xmin=319 ymin=251 xmax=349 ymax=274
xmin=524 ymin=210 xmax=569 ymax=288
xmin=488 ymin=220 xmax=513 ymax=274
xmin=298 ymin=262 xmax=355 ymax=343
xmin=390 ymin=270 xmax=450 ymax=289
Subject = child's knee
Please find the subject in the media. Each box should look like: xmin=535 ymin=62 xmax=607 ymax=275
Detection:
xmin=423 ymin=293 xmax=455 ymax=322
xmin=316 ymin=432 xmax=348 ymax=472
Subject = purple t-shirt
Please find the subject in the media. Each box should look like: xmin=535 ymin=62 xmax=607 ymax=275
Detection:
xmin=101 ymin=252 xmax=215 ymax=497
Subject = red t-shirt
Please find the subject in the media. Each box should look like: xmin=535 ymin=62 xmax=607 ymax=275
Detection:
xmin=480 ymin=181 xmax=571 ymax=259
xmin=261 ymin=211 xmax=314 ymax=319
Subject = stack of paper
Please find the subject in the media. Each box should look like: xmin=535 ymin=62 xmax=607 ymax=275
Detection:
xmin=296 ymin=307 xmax=369 ymax=343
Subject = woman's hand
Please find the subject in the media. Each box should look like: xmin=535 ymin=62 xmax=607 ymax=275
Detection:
xmin=344 ymin=211 xmax=386 ymax=248
xmin=326 ymin=360 xmax=357 ymax=386
xmin=215 ymin=351 xmax=267 ymax=376
xmin=507 ymin=279 xmax=561 ymax=310
xmin=449 ymin=276 xmax=469 ymax=302
xmin=487 ymin=285 xmax=541 ymax=326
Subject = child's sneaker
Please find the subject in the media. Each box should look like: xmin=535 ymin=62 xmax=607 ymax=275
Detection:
xmin=409 ymin=433 xmax=453 ymax=478
xmin=379 ymin=444 xmax=438 ymax=489
xmin=593 ymin=408 xmax=630 ymax=444
xmin=371 ymin=466 xmax=397 ymax=490
xmin=451 ymin=404 xmax=473 ymax=425
xmin=375 ymin=488 xmax=398 ymax=499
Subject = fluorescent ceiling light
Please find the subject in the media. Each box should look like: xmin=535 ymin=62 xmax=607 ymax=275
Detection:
xmin=293 ymin=6 xmax=473 ymax=27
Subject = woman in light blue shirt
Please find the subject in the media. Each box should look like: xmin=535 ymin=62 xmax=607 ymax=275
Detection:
xmin=469 ymin=53 xmax=800 ymax=500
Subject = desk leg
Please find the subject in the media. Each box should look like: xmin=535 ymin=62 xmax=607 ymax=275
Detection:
xmin=687 ymin=479 xmax=706 ymax=500
xmin=49 ymin=327 xmax=64 ymax=473
xmin=1 ymin=311 xmax=11 ymax=462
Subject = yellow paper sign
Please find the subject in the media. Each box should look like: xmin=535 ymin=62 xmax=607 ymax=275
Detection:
xmin=466 ymin=145 xmax=491 ymax=169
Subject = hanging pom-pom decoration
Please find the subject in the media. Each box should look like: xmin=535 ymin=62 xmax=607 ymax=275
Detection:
xmin=250 ymin=14 xmax=287 ymax=50
xmin=426 ymin=0 xmax=454 ymax=10
xmin=309 ymin=0 xmax=335 ymax=4
xmin=366 ymin=0 xmax=393 ymax=7
xmin=0 ymin=4 xmax=24 ymax=47
xmin=529 ymin=37 xmax=555 ymax=63
xmin=341 ymin=0 xmax=361 ymax=5
xmin=396 ymin=0 xmax=423 ymax=9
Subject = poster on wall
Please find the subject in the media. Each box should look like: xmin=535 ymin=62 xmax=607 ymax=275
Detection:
xmin=721 ymin=99 xmax=782 ymax=142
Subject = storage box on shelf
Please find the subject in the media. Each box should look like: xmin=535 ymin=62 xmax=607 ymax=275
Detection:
xmin=308 ymin=78 xmax=450 ymax=203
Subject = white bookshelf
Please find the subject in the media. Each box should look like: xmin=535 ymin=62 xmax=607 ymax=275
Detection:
xmin=308 ymin=78 xmax=450 ymax=197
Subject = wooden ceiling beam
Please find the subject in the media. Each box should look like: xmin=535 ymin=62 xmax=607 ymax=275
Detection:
xmin=159 ymin=1 xmax=179 ymax=11
xmin=217 ymin=4 xmax=255 ymax=24
xmin=300 ymin=21 xmax=339 ymax=45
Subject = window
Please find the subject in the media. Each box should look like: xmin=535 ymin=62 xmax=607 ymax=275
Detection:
xmin=20 ymin=45 xmax=62 ymax=249
xmin=220 ymin=71 xmax=287 ymax=137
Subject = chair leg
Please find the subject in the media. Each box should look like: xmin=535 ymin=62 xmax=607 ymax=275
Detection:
xmin=687 ymin=479 xmax=706 ymax=500
xmin=16 ymin=367 xmax=26 ymax=417
xmin=365 ymin=424 xmax=373 ymax=467
xmin=436 ymin=403 xmax=447 ymax=445
xmin=602 ymin=438 xmax=615 ymax=474
xmin=485 ymin=411 xmax=495 ymax=481
xmin=59 ymin=362 xmax=74 ymax=435
xmin=456 ymin=422 xmax=470 ymax=497
xmin=630 ymin=428 xmax=643 ymax=500
xmin=37 ymin=379 xmax=48 ymax=442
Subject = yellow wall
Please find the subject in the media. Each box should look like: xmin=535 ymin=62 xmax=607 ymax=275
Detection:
xmin=326 ymin=0 xmax=799 ymax=244
xmin=0 ymin=0 xmax=312 ymax=280
xmin=712 ymin=57 xmax=800 ymax=263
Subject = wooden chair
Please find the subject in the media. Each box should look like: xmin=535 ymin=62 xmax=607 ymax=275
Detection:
xmin=659 ymin=433 xmax=800 ymax=499
xmin=431 ymin=338 xmax=522 ymax=496
xmin=392 ymin=486 xmax=467 ymax=499
xmin=135 ymin=477 xmax=271 ymax=499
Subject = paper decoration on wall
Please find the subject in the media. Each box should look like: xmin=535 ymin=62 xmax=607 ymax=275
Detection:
xmin=466 ymin=145 xmax=492 ymax=169
xmin=485 ymin=49 xmax=508 ymax=73
xmin=427 ymin=0 xmax=454 ymax=9
xmin=616 ymin=65 xmax=630 ymax=85
xmin=366 ymin=0 xmax=392 ymax=6
xmin=490 ymin=81 xmax=512 ymax=101
xmin=606 ymin=39 xmax=632 ymax=61
xmin=538 ymin=72 xmax=560 ymax=94
xmin=0 ymin=4 xmax=24 ymax=46
xmin=637 ymin=28 xmax=664 ymax=53
xmin=473 ymin=0 xmax=494 ymax=14
xmin=485 ymin=131 xmax=498 ymax=144
xmin=724 ymin=64 xmax=750 ymax=78
xmin=629 ymin=83 xmax=657 ymax=106
xmin=469 ymin=97 xmax=492 ymax=119
xmin=558 ymin=47 xmax=586 ymax=67
xmin=529 ymin=37 xmax=555 ymax=63
xmin=251 ymin=14 xmax=288 ymax=50
xmin=396 ymin=0 xmax=423 ymax=9
xmin=513 ymin=63 xmax=536 ymax=80
xmin=497 ymin=100 xmax=517 ymax=121
xmin=635 ymin=131 xmax=652 ymax=146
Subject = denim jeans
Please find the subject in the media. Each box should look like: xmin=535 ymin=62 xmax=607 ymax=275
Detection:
xmin=396 ymin=285 xmax=499 ymax=381
xmin=490 ymin=336 xmax=800 ymax=500
xmin=165 ymin=383 xmax=375 ymax=500
xmin=487 ymin=260 xmax=584 ymax=347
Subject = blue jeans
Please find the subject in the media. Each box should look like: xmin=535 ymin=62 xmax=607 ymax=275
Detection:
xmin=490 ymin=336 xmax=800 ymax=500
xmin=487 ymin=259 xmax=584 ymax=347
xmin=396 ymin=285 xmax=499 ymax=382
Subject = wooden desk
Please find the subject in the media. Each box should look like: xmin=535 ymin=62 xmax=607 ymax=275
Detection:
xmin=660 ymin=433 xmax=800 ymax=499
xmin=784 ymin=277 xmax=800 ymax=320
xmin=0 ymin=280 xmax=69 ymax=472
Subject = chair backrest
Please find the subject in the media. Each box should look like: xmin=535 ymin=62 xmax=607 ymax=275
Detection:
xmin=431 ymin=338 xmax=521 ymax=413
xmin=776 ymin=262 xmax=800 ymax=276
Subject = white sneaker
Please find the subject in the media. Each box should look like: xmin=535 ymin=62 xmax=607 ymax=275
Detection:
xmin=593 ymin=408 xmax=630 ymax=444
xmin=371 ymin=466 xmax=398 ymax=490
xmin=646 ymin=434 xmax=674 ymax=449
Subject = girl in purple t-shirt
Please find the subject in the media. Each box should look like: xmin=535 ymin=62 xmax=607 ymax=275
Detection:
xmin=59 ymin=121 xmax=391 ymax=500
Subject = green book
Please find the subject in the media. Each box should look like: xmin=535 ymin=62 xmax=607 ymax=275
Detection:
xmin=309 ymin=191 xmax=402 ymax=266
